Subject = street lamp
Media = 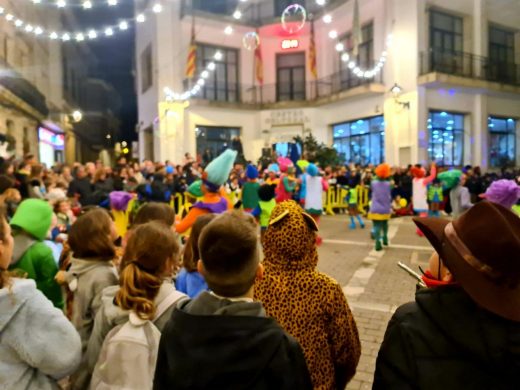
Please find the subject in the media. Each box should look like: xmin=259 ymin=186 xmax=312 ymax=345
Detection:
xmin=390 ymin=83 xmax=410 ymax=109
xmin=72 ymin=110 xmax=83 ymax=123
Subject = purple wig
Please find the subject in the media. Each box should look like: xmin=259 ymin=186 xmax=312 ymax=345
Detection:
xmin=482 ymin=179 xmax=520 ymax=209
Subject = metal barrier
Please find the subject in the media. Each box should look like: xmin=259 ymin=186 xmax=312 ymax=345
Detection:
xmin=323 ymin=185 xmax=370 ymax=216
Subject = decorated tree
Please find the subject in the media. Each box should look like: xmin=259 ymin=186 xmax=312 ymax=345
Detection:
xmin=294 ymin=134 xmax=342 ymax=168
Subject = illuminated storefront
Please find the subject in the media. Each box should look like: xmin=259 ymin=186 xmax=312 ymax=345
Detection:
xmin=38 ymin=127 xmax=65 ymax=167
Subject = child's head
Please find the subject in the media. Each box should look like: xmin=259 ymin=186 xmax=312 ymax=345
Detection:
xmin=54 ymin=199 xmax=71 ymax=214
xmin=433 ymin=178 xmax=441 ymax=186
xmin=116 ymin=221 xmax=180 ymax=319
xmin=68 ymin=209 xmax=116 ymax=261
xmin=183 ymin=214 xmax=216 ymax=272
xmin=198 ymin=211 xmax=261 ymax=297
xmin=258 ymin=184 xmax=276 ymax=202
xmin=131 ymin=202 xmax=175 ymax=229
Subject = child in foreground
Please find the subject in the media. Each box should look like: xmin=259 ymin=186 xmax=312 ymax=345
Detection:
xmin=175 ymin=214 xmax=215 ymax=298
xmin=154 ymin=211 xmax=312 ymax=390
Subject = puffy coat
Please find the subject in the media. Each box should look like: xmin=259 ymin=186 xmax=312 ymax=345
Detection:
xmin=0 ymin=279 xmax=81 ymax=389
xmin=374 ymin=286 xmax=520 ymax=389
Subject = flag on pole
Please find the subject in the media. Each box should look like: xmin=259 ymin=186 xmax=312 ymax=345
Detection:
xmin=185 ymin=18 xmax=196 ymax=79
xmin=352 ymin=0 xmax=362 ymax=57
xmin=255 ymin=39 xmax=263 ymax=85
xmin=309 ymin=19 xmax=318 ymax=79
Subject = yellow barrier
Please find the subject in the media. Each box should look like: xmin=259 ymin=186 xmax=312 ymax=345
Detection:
xmin=112 ymin=184 xmax=370 ymax=233
xmin=323 ymin=185 xmax=369 ymax=216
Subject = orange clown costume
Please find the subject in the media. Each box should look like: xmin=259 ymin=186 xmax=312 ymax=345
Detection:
xmin=175 ymin=150 xmax=236 ymax=234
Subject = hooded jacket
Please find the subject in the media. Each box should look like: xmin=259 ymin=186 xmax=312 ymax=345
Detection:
xmin=153 ymin=291 xmax=312 ymax=390
xmin=0 ymin=279 xmax=81 ymax=390
xmin=9 ymin=199 xmax=63 ymax=308
xmin=373 ymin=286 xmax=520 ymax=389
xmin=255 ymin=201 xmax=361 ymax=390
xmin=64 ymin=257 xmax=118 ymax=390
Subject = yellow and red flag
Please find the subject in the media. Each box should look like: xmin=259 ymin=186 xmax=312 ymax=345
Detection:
xmin=309 ymin=20 xmax=317 ymax=79
xmin=185 ymin=20 xmax=196 ymax=79
xmin=255 ymin=39 xmax=263 ymax=85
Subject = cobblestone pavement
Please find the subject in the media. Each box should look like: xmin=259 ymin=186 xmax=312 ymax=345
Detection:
xmin=316 ymin=214 xmax=434 ymax=389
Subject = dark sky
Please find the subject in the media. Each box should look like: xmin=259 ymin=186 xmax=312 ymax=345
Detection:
xmin=75 ymin=1 xmax=137 ymax=142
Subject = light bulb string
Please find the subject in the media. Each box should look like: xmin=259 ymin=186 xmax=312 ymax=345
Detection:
xmin=0 ymin=1 xmax=164 ymax=40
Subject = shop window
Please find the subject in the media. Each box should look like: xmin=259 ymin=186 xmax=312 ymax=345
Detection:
xmin=332 ymin=115 xmax=385 ymax=165
xmin=428 ymin=111 xmax=464 ymax=166
xmin=191 ymin=0 xmax=238 ymax=14
xmin=195 ymin=125 xmax=240 ymax=160
xmin=141 ymin=44 xmax=153 ymax=93
xmin=276 ymin=52 xmax=306 ymax=102
xmin=489 ymin=116 xmax=516 ymax=167
xmin=195 ymin=44 xmax=239 ymax=103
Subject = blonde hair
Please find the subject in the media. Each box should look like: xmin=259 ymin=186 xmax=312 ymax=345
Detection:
xmin=116 ymin=222 xmax=180 ymax=320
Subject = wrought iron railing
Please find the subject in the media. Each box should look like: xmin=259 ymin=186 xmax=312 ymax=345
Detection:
xmin=420 ymin=48 xmax=520 ymax=86
xmin=183 ymin=69 xmax=383 ymax=105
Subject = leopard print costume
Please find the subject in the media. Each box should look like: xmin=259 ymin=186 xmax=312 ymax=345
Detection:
xmin=255 ymin=201 xmax=361 ymax=390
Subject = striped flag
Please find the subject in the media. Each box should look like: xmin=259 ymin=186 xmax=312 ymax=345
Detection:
xmin=185 ymin=20 xmax=196 ymax=79
xmin=352 ymin=0 xmax=362 ymax=57
xmin=255 ymin=39 xmax=263 ymax=85
xmin=309 ymin=19 xmax=317 ymax=79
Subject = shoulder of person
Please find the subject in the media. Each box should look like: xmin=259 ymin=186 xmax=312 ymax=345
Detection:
xmin=26 ymin=241 xmax=54 ymax=257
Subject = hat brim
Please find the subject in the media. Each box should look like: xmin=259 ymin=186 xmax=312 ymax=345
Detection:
xmin=413 ymin=217 xmax=520 ymax=321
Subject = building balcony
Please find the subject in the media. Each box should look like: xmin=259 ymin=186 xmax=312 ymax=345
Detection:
xmin=181 ymin=0 xmax=346 ymax=26
xmin=0 ymin=58 xmax=49 ymax=117
xmin=184 ymin=70 xmax=384 ymax=109
xmin=419 ymin=48 xmax=520 ymax=92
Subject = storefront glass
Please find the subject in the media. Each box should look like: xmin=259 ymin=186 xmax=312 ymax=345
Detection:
xmin=489 ymin=116 xmax=516 ymax=167
xmin=428 ymin=111 xmax=464 ymax=166
xmin=195 ymin=125 xmax=240 ymax=160
xmin=332 ymin=115 xmax=385 ymax=165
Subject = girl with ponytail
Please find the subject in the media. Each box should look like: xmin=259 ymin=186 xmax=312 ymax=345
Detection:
xmin=86 ymin=221 xmax=186 ymax=382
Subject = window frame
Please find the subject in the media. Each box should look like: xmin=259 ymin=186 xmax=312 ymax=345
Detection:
xmin=195 ymin=125 xmax=241 ymax=158
xmin=195 ymin=43 xmax=240 ymax=103
xmin=140 ymin=44 xmax=153 ymax=94
xmin=338 ymin=22 xmax=374 ymax=90
xmin=427 ymin=110 xmax=465 ymax=167
xmin=332 ymin=115 xmax=385 ymax=165
xmin=488 ymin=115 xmax=517 ymax=168
xmin=276 ymin=51 xmax=306 ymax=102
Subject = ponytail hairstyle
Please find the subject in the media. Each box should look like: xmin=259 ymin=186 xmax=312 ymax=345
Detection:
xmin=116 ymin=221 xmax=180 ymax=320
xmin=182 ymin=214 xmax=216 ymax=272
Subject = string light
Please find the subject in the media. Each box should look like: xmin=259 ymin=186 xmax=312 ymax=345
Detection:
xmin=161 ymin=0 xmax=391 ymax=101
xmin=25 ymin=0 xmax=120 ymax=9
xmin=1 ymin=1 xmax=164 ymax=42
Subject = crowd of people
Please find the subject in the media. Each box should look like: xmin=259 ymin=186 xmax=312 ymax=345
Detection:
xmin=0 ymin=149 xmax=519 ymax=389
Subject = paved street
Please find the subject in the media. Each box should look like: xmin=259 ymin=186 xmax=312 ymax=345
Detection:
xmin=316 ymin=215 xmax=434 ymax=390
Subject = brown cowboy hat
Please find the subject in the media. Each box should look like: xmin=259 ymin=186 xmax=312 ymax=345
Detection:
xmin=413 ymin=201 xmax=520 ymax=322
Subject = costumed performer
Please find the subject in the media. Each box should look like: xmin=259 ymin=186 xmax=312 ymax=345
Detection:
xmin=176 ymin=149 xmax=236 ymax=234
xmin=241 ymin=164 xmax=260 ymax=213
xmin=368 ymin=163 xmax=392 ymax=251
xmin=276 ymin=157 xmax=298 ymax=203
xmin=479 ymin=179 xmax=520 ymax=211
xmin=302 ymin=163 xmax=329 ymax=245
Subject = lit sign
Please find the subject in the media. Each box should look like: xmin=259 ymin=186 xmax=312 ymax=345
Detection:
xmin=39 ymin=128 xmax=65 ymax=148
xmin=281 ymin=39 xmax=299 ymax=49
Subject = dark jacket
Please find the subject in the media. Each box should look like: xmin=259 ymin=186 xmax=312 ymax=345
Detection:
xmin=154 ymin=292 xmax=312 ymax=390
xmin=373 ymin=286 xmax=520 ymax=390
xmin=68 ymin=177 xmax=94 ymax=205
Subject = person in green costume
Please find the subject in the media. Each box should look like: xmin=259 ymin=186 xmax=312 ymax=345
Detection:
xmin=242 ymin=164 xmax=260 ymax=212
xmin=9 ymin=199 xmax=63 ymax=308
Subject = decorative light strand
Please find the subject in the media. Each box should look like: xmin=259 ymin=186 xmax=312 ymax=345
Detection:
xmin=27 ymin=0 xmax=121 ymax=9
xmin=0 ymin=1 xmax=162 ymax=42
xmin=162 ymin=0 xmax=391 ymax=101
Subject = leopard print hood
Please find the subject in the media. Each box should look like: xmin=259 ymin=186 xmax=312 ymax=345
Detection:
xmin=262 ymin=201 xmax=318 ymax=270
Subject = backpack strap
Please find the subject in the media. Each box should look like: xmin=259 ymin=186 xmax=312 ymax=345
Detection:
xmin=153 ymin=290 xmax=186 ymax=321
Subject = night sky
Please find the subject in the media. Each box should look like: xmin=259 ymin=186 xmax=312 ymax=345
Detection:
xmin=75 ymin=1 xmax=137 ymax=142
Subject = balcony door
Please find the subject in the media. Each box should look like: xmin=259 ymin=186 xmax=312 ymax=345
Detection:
xmin=276 ymin=52 xmax=305 ymax=102
xmin=488 ymin=26 xmax=516 ymax=84
xmin=429 ymin=10 xmax=463 ymax=75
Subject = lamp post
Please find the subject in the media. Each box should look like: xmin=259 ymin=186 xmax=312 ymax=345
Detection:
xmin=390 ymin=83 xmax=410 ymax=109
